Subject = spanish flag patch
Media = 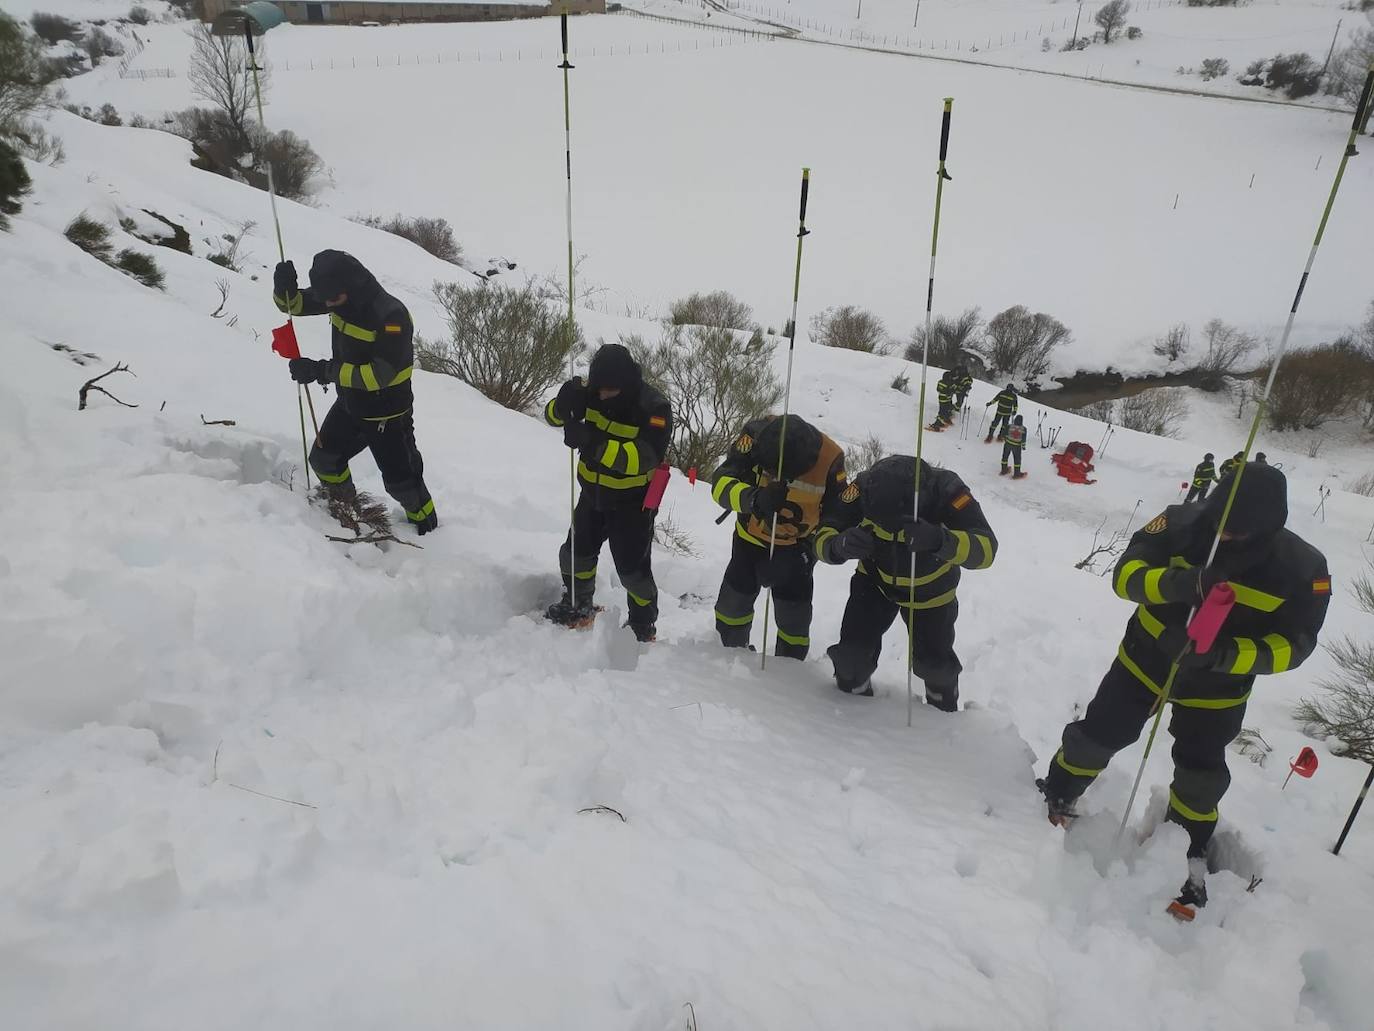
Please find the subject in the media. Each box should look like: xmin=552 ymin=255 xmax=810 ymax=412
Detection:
xmin=1313 ymin=578 xmax=1331 ymax=595
xmin=951 ymin=493 xmax=972 ymax=511
xmin=648 ymin=415 xmax=667 ymax=429
xmin=384 ymin=324 xmax=403 ymax=334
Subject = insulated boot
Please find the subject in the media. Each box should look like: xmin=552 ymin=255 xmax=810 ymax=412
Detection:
xmin=546 ymin=593 xmax=597 ymax=629
xmin=1167 ymin=857 xmax=1210 ymax=922
xmin=836 ymin=676 xmax=875 ymax=697
xmin=628 ymin=620 xmax=656 ymax=643
xmin=999 ymin=465 xmax=1010 ymax=476
xmin=1012 ymin=471 xmax=1027 ymax=480
xmin=414 ymin=511 xmax=439 ymax=535
xmin=1036 ymin=777 xmax=1078 ymax=828
xmin=984 ymin=433 xmax=994 ymax=444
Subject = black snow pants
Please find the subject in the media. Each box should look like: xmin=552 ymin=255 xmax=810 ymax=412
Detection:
xmin=310 ymin=403 xmax=435 ymax=526
xmin=559 ymin=494 xmax=658 ymax=628
xmin=714 ymin=532 xmax=815 ymax=660
xmin=1001 ymin=441 xmax=1023 ymax=472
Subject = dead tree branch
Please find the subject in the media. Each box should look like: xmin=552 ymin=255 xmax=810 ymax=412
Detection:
xmin=200 ymin=414 xmax=237 ymax=426
xmin=78 ymin=362 xmax=138 ymax=410
xmin=1074 ymin=516 xmax=1128 ymax=574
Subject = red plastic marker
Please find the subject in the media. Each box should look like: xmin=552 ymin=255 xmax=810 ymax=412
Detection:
xmin=1187 ymin=582 xmax=1235 ymax=654
xmin=643 ymin=462 xmax=671 ymax=512
xmin=688 ymin=466 xmax=698 ymax=486
xmin=271 ymin=322 xmax=300 ymax=359
xmin=1283 ymin=746 xmax=1319 ymax=789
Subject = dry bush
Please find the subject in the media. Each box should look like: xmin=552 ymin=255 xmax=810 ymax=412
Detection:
xmin=628 ymin=324 xmax=782 ymax=474
xmin=1 ymin=12 xmax=55 ymax=133
xmin=979 ymin=305 xmax=1070 ymax=378
xmin=358 ymin=214 xmax=462 ymax=265
xmin=1152 ymin=322 xmax=1190 ymax=363
xmin=905 ymin=307 xmax=981 ymax=368
xmin=653 ymin=513 xmax=696 ymax=557
xmin=65 ymin=212 xmax=114 ymax=260
xmin=1200 ymin=57 xmax=1229 ymax=81
xmin=188 ymin=22 xmax=260 ymax=147
xmin=811 ymin=305 xmax=890 ymax=354
xmin=669 ymin=290 xmax=754 ymax=331
xmin=421 ymin=280 xmax=583 ymax=412
xmin=1265 ymin=52 xmax=1322 ymax=99
xmin=1072 ymin=399 xmax=1115 ymax=423
xmin=1196 ymin=318 xmax=1257 ymax=390
xmin=1266 ymin=343 xmax=1374 ymax=431
xmin=254 ymin=128 xmax=325 ymax=200
xmin=891 ymin=371 xmax=910 ymax=394
xmin=1327 ymin=28 xmax=1374 ymax=110
xmin=1117 ymin=388 xmax=1189 ymax=438
xmin=847 ymin=434 xmax=886 ymax=474
xmin=1295 ymin=561 xmax=1374 ymax=763
xmin=0 ymin=139 xmax=31 ymax=230
xmin=85 ymin=27 xmax=124 ymax=65
xmin=115 ymin=248 xmax=165 ymax=289
xmin=1345 ymin=471 xmax=1374 ymax=497
xmin=30 ymin=11 xmax=82 ymax=44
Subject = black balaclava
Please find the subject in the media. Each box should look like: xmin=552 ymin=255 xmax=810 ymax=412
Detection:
xmin=1204 ymin=462 xmax=1288 ymax=570
xmin=755 ymin=415 xmax=822 ymax=481
xmin=1013 ymin=415 xmax=1024 ymax=426
xmin=309 ymin=250 xmax=381 ymax=316
xmin=859 ymin=455 xmax=939 ymax=528
xmin=586 ymin=343 xmax=642 ymax=416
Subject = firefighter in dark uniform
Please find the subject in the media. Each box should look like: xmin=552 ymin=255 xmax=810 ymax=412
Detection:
xmin=274 ymin=251 xmax=436 ymax=533
xmin=953 ymin=364 xmax=973 ymax=409
xmin=1039 ymin=464 xmax=1330 ymax=907
xmin=933 ymin=373 xmax=956 ymax=429
xmin=1001 ymin=415 xmax=1027 ymax=478
xmin=1186 ymin=453 xmax=1216 ymax=503
xmin=985 ymin=384 xmax=1018 ymax=442
xmin=543 ymin=343 xmax=671 ymax=642
xmin=1218 ymin=451 xmax=1243 ymax=480
xmin=710 ymin=415 xmax=855 ymax=660
xmin=814 ymin=456 xmax=998 ymax=709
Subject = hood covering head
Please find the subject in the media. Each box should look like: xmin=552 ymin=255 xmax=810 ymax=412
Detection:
xmin=1205 ymin=462 xmax=1288 ymax=540
xmin=859 ymin=455 xmax=939 ymax=527
xmin=1013 ymin=415 xmax=1024 ymax=426
xmin=1204 ymin=453 xmax=1214 ymax=461
xmin=309 ymin=250 xmax=380 ymax=306
xmin=586 ymin=343 xmax=642 ymax=411
xmin=754 ymin=415 xmax=822 ymax=481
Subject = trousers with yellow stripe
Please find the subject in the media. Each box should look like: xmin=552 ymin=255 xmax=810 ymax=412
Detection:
xmin=310 ymin=403 xmax=435 ymax=529
xmin=715 ymin=532 xmax=814 ymax=660
xmin=1044 ymin=656 xmax=1247 ymax=857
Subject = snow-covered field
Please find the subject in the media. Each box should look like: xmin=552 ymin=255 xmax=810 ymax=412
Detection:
xmin=5 ymin=3 xmax=1374 ymax=1028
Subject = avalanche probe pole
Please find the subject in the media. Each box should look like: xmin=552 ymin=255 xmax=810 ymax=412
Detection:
xmin=1114 ymin=65 xmax=1374 ymax=850
xmin=558 ymin=14 xmax=579 ymax=611
xmin=760 ymin=169 xmax=812 ymax=670
xmin=1333 ymin=764 xmax=1374 ymax=856
xmin=243 ymin=20 xmax=318 ymax=488
xmin=907 ymin=98 xmax=954 ymax=726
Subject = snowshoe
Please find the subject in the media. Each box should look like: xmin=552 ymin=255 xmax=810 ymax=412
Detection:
xmin=1012 ymin=471 xmax=1027 ymax=480
xmin=926 ymin=422 xmax=945 ymax=433
xmin=1167 ymin=858 xmax=1209 ymax=922
xmin=984 ymin=434 xmax=995 ymax=444
xmin=627 ymin=621 xmax=657 ymax=643
xmin=546 ymin=596 xmax=600 ymax=629
xmin=999 ymin=466 xmax=1010 ymax=476
xmin=1035 ymin=777 xmax=1077 ymax=828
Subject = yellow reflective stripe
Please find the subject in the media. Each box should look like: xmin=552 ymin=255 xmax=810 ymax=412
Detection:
xmin=1115 ymin=559 xmax=1149 ymax=600
xmin=1118 ymin=645 xmax=1164 ymax=697
xmin=728 ymin=481 xmax=749 ymax=512
xmin=577 ymin=461 xmax=649 ymax=489
xmin=948 ymin=530 xmax=971 ymax=566
xmin=622 ymin=442 xmax=640 ymax=477
xmin=1054 ymin=750 xmax=1102 ymax=778
xmin=584 ymin=408 xmax=639 ymax=438
xmin=1142 ymin=568 xmax=1167 ymax=605
xmin=715 ymin=609 xmax=754 ymax=626
xmin=339 ymin=363 xmax=355 ymax=389
xmin=388 ymin=366 xmax=413 ymax=386
xmin=1230 ymin=583 xmax=1284 ymax=612
xmin=1263 ymin=633 xmax=1292 ymax=673
xmin=862 ymin=518 xmax=897 ymax=542
xmin=274 ymin=292 xmax=304 ymax=316
xmin=1169 ymin=789 xmax=1218 ymax=823
xmin=572 ymin=567 xmax=597 ymax=580
xmin=545 ymin=398 xmax=565 ymax=426
xmin=359 ymin=364 xmax=381 ymax=391
xmin=603 ymin=440 xmax=622 ymax=469
xmin=330 ymin=313 xmax=376 ymax=341
xmin=1136 ymin=605 xmax=1165 ymax=638
xmin=814 ymin=526 xmax=837 ymax=559
xmin=1119 ymin=644 xmax=1252 ymax=708
xmin=735 ymin=520 xmax=766 ymax=547
xmin=315 ymin=467 xmax=352 ymax=484
xmin=896 ymin=587 xmax=957 ymax=610
xmin=406 ymin=499 xmax=435 ymax=522
xmin=1230 ymin=638 xmax=1258 ymax=675
xmin=627 ymin=589 xmax=652 ymax=607
xmin=869 ymin=561 xmax=955 ymax=588
xmin=776 ymin=628 xmax=810 ymax=646
xmin=711 ymin=475 xmax=736 ymax=504
xmin=971 ymin=534 xmax=995 ymax=570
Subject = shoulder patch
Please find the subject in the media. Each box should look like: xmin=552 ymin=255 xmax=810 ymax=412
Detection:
xmin=950 ymin=492 xmax=972 ymax=511
xmin=1144 ymin=514 xmax=1168 ymax=534
xmin=1313 ymin=577 xmax=1332 ymax=595
xmin=648 ymin=415 xmax=667 ymax=429
xmin=736 ymin=433 xmax=754 ymax=454
xmin=384 ymin=324 xmax=403 ymax=334
xmin=841 ymin=483 xmax=860 ymax=504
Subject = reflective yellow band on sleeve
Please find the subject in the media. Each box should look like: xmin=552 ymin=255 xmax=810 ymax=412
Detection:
xmin=711 ymin=476 xmax=737 ymax=504
xmin=330 ymin=314 xmax=377 ymax=342
xmin=1230 ymin=584 xmax=1285 ymax=612
xmin=584 ymin=408 xmax=639 ymax=438
xmin=338 ymin=363 xmax=356 ymax=389
xmin=1169 ymin=789 xmax=1218 ymax=823
xmin=1054 ymin=751 xmax=1103 ymax=778
xmin=1230 ymin=638 xmax=1258 ymax=675
xmin=359 ymin=364 xmax=381 ymax=391
xmin=1142 ymin=568 xmax=1167 ymax=605
xmin=949 ymin=530 xmax=971 ymax=566
xmin=603 ymin=440 xmax=622 ymax=469
xmin=728 ymin=481 xmax=749 ymax=512
xmin=814 ymin=527 xmax=837 ymax=560
xmin=1263 ymin=633 xmax=1292 ymax=673
xmin=972 ymin=534 xmax=995 ymax=569
xmin=622 ymin=442 xmax=640 ymax=477
xmin=546 ymin=398 xmax=565 ymax=426
xmin=1115 ymin=559 xmax=1149 ymax=599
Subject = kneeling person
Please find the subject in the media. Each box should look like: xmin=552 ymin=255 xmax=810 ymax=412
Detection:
xmin=815 ymin=456 xmax=997 ymax=709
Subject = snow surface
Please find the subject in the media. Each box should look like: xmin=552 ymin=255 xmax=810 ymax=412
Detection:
xmin=63 ymin=9 xmax=1374 ymax=377
xmin=5 ymin=10 xmax=1374 ymax=1029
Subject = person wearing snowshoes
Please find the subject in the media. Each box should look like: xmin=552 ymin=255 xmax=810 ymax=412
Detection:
xmin=1038 ymin=462 xmax=1330 ymax=915
xmin=709 ymin=414 xmax=853 ymax=660
xmin=1000 ymin=415 xmax=1027 ymax=479
xmin=814 ymin=456 xmax=997 ymax=709
xmin=1185 ymin=453 xmax=1217 ymax=503
xmin=930 ymin=372 xmax=956 ymax=431
xmin=273 ymin=251 xmax=437 ymax=534
xmin=984 ymin=383 xmax=1018 ymax=442
xmin=543 ymin=343 xmax=672 ymax=642
xmin=953 ymin=364 xmax=973 ymax=409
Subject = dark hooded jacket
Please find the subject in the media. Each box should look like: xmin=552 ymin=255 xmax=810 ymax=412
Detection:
xmin=1110 ymin=463 xmax=1330 ymax=707
xmin=273 ymin=250 xmax=414 ymax=421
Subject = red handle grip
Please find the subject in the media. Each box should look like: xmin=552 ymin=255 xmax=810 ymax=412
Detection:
xmin=1187 ymin=582 xmax=1235 ymax=655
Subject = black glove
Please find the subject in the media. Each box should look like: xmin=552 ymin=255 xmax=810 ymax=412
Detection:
xmin=749 ymin=481 xmax=789 ymax=520
xmin=274 ymin=260 xmax=298 ymax=297
xmin=289 ymin=358 xmax=328 ymax=384
xmin=555 ymin=377 xmax=588 ymax=422
xmin=563 ymin=421 xmax=592 ymax=451
xmin=902 ymin=518 xmax=946 ymax=554
xmin=1158 ymin=624 xmax=1214 ymax=669
xmin=830 ymin=526 xmax=875 ymax=562
xmin=1195 ymin=564 xmax=1229 ymax=600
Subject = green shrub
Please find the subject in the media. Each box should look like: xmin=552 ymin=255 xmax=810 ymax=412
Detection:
xmin=0 ymin=139 xmax=32 ymax=230
xmin=65 ymin=212 xmax=114 ymax=260
xmin=115 ymin=247 xmax=166 ymax=289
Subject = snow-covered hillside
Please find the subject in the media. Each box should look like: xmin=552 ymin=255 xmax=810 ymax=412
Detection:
xmin=5 ymin=8 xmax=1374 ymax=1029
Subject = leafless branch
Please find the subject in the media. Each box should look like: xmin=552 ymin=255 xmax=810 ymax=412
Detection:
xmin=325 ymin=532 xmax=421 ymax=549
xmin=200 ymin=414 xmax=237 ymax=426
xmin=78 ymin=362 xmax=138 ymax=410
xmin=210 ymin=278 xmax=231 ymax=318
xmin=1074 ymin=516 xmax=1128 ymax=573
xmin=578 ymin=805 xmax=627 ymax=822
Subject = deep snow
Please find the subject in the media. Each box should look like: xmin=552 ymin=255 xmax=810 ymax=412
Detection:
xmin=4 ymin=8 xmax=1374 ymax=1029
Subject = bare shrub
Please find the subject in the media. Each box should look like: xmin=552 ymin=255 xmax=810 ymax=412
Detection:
xmin=668 ymin=290 xmax=754 ymax=331
xmin=1266 ymin=52 xmax=1322 ymax=99
xmin=207 ymin=218 xmax=255 ymax=271
xmin=1295 ymin=560 xmax=1374 ymax=762
xmin=0 ymin=139 xmax=32 ymax=231
xmin=1094 ymin=0 xmax=1130 ymax=43
xmin=627 ymin=325 xmax=782 ymax=474
xmin=811 ymin=305 xmax=890 ymax=354
xmin=357 ymin=213 xmax=462 ymax=265
xmin=1327 ymin=28 xmax=1374 ymax=110
xmin=1117 ymin=388 xmax=1189 ymax=438
xmin=891 ymin=371 xmax=910 ymax=394
xmin=1346 ymin=471 xmax=1374 ymax=497
xmin=1265 ymin=343 xmax=1374 ymax=431
xmin=85 ymin=27 xmax=124 ymax=65
xmin=1152 ymin=322 xmax=1190 ymax=363
xmin=1072 ymin=399 xmax=1114 ymax=423
xmin=187 ymin=22 xmax=261 ymax=148
xmin=653 ymin=513 xmax=696 ymax=557
xmin=29 ymin=12 xmax=82 ymax=45
xmin=1200 ymin=57 xmax=1230 ymax=81
xmin=1 ymin=12 xmax=55 ymax=132
xmin=1196 ymin=318 xmax=1257 ymax=390
xmin=1126 ymin=26 xmax=1142 ymax=40
xmin=11 ymin=120 xmax=64 ymax=165
xmin=422 ymin=280 xmax=583 ymax=412
xmin=847 ymin=434 xmax=886 ymax=474
xmin=128 ymin=6 xmax=153 ymax=25
xmin=905 ymin=307 xmax=981 ymax=367
xmin=115 ymin=248 xmax=165 ymax=289
xmin=253 ymin=128 xmax=325 ymax=200
xmin=979 ymin=305 xmax=1070 ymax=378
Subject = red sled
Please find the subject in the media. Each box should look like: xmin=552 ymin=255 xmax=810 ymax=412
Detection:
xmin=1052 ymin=441 xmax=1097 ymax=485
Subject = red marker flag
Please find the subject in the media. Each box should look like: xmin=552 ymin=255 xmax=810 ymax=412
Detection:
xmin=271 ymin=322 xmax=300 ymax=359
xmin=688 ymin=466 xmax=698 ymax=486
xmin=1291 ymin=747 xmax=1319 ymax=778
